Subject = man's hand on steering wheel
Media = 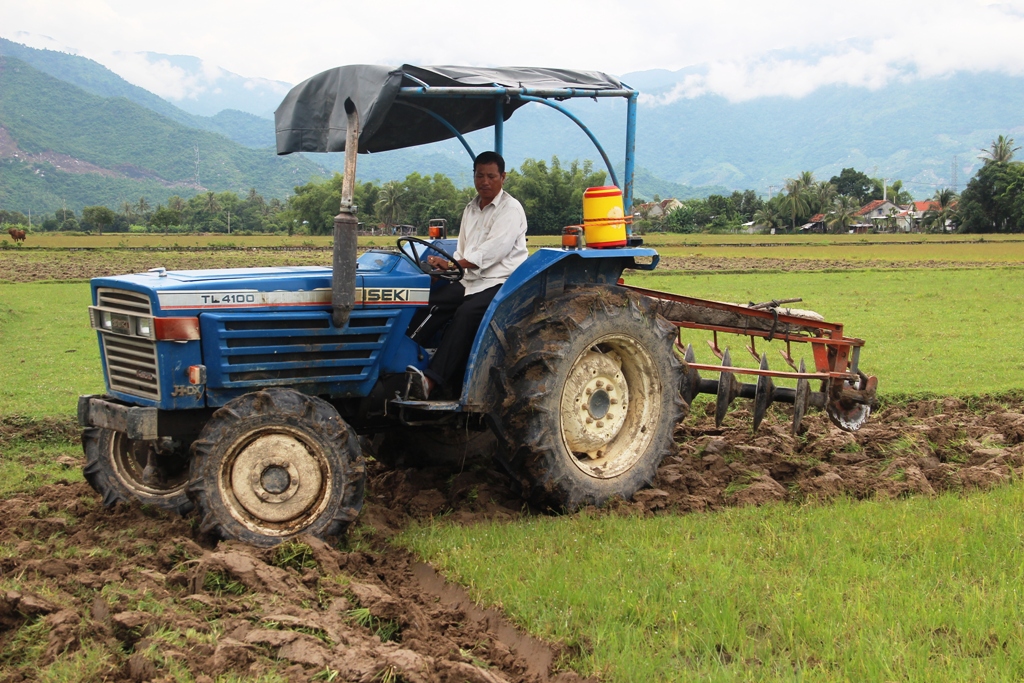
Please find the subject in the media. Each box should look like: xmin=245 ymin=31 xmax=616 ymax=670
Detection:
xmin=396 ymin=236 xmax=465 ymax=282
xmin=426 ymin=255 xmax=450 ymax=271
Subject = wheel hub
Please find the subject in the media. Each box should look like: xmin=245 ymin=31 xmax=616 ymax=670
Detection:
xmin=260 ymin=465 xmax=291 ymax=495
xmin=230 ymin=434 xmax=324 ymax=523
xmin=588 ymin=389 xmax=611 ymax=420
xmin=561 ymin=350 xmax=629 ymax=458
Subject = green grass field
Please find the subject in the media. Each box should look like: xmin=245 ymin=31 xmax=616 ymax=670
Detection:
xmin=401 ymin=486 xmax=1024 ymax=681
xmin=650 ymin=241 xmax=1024 ymax=263
xmin=0 ymin=283 xmax=103 ymax=416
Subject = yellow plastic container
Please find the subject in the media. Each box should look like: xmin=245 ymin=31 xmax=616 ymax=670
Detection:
xmin=582 ymin=186 xmax=627 ymax=248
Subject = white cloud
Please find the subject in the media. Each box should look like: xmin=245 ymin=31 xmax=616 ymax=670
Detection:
xmin=643 ymin=0 xmax=1024 ymax=103
xmin=4 ymin=0 xmax=1024 ymax=102
xmin=104 ymin=52 xmax=207 ymax=100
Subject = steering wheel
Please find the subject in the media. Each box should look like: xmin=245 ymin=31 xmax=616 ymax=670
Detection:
xmin=396 ymin=236 xmax=465 ymax=282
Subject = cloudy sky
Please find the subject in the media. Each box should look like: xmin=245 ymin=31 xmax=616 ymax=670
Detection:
xmin=4 ymin=0 xmax=1024 ymax=105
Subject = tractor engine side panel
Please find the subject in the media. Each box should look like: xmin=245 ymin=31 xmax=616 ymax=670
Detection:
xmin=199 ymin=307 xmax=421 ymax=406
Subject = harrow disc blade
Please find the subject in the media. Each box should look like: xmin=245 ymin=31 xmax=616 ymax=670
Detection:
xmin=752 ymin=354 xmax=774 ymax=432
xmin=827 ymin=384 xmax=872 ymax=432
xmin=793 ymin=359 xmax=810 ymax=435
xmin=715 ymin=349 xmax=741 ymax=428
xmin=680 ymin=344 xmax=702 ymax=406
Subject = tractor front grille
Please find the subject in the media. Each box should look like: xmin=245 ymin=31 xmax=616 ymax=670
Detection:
xmin=206 ymin=310 xmax=398 ymax=387
xmin=96 ymin=288 xmax=160 ymax=400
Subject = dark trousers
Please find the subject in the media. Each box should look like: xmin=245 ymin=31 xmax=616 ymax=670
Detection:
xmin=410 ymin=283 xmax=500 ymax=395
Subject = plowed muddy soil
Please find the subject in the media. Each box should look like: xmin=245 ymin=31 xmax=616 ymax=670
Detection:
xmin=3 ymin=395 xmax=1024 ymax=682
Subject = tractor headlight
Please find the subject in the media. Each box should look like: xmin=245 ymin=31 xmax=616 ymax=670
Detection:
xmin=136 ymin=317 xmax=153 ymax=338
xmin=100 ymin=311 xmax=113 ymax=330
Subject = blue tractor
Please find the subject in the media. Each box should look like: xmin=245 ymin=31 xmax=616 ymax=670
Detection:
xmin=79 ymin=65 xmax=877 ymax=546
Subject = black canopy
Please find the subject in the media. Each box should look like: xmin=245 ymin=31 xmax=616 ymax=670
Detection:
xmin=275 ymin=65 xmax=626 ymax=155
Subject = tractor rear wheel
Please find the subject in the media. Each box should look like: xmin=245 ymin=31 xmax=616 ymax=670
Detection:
xmin=82 ymin=428 xmax=192 ymax=514
xmin=187 ymin=389 xmax=364 ymax=547
xmin=496 ymin=286 xmax=686 ymax=510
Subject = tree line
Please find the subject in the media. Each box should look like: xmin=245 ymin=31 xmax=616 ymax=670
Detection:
xmin=637 ymin=135 xmax=1020 ymax=235
xmin=2 ymin=141 xmax=1022 ymax=236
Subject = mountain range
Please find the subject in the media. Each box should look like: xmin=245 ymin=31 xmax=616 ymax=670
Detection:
xmin=1 ymin=36 xmax=1022 ymax=216
xmin=0 ymin=47 xmax=326 ymax=214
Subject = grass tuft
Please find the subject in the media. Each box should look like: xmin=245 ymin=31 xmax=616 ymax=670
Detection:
xmin=347 ymin=607 xmax=401 ymax=643
xmin=202 ymin=570 xmax=247 ymax=597
xmin=271 ymin=541 xmax=317 ymax=571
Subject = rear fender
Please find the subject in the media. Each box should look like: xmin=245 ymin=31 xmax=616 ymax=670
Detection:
xmin=460 ymin=247 xmax=658 ymax=411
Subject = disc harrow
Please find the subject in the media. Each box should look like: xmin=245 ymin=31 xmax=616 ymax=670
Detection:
xmin=626 ymin=285 xmax=878 ymax=434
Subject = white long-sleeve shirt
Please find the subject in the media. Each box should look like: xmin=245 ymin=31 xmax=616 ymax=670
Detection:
xmin=455 ymin=189 xmax=528 ymax=295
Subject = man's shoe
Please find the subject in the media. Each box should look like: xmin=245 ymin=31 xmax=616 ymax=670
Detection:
xmin=406 ymin=365 xmax=430 ymax=400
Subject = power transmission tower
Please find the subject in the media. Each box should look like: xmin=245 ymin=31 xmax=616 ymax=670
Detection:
xmin=951 ymin=155 xmax=958 ymax=194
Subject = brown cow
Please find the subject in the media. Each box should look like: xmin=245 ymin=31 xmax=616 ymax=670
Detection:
xmin=7 ymin=227 xmax=26 ymax=243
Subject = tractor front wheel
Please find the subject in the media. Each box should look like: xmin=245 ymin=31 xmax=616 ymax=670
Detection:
xmin=496 ymin=286 xmax=686 ymax=509
xmin=83 ymin=428 xmax=192 ymax=514
xmin=187 ymin=389 xmax=364 ymax=547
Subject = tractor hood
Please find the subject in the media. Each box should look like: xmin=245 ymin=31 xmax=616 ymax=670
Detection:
xmin=90 ymin=252 xmax=430 ymax=316
xmin=275 ymin=64 xmax=625 ymax=154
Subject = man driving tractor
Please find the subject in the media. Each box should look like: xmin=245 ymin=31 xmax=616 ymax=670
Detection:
xmin=406 ymin=151 xmax=528 ymax=399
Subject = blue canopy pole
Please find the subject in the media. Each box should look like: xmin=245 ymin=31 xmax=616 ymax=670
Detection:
xmin=392 ymin=101 xmax=476 ymax=160
xmin=494 ymin=97 xmax=504 ymax=156
xmin=624 ymin=91 xmax=638 ymax=234
xmin=517 ymin=95 xmax=619 ymax=188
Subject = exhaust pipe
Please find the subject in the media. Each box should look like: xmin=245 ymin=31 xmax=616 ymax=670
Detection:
xmin=332 ymin=99 xmax=360 ymax=329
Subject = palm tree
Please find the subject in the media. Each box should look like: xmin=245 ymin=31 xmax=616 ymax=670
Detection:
xmin=810 ymin=181 xmax=837 ymax=214
xmin=375 ymin=181 xmax=405 ymax=230
xmin=981 ymin=135 xmax=1019 ymax=165
xmin=884 ymin=206 xmax=901 ymax=232
xmin=247 ymin=188 xmax=268 ymax=217
xmin=796 ymin=171 xmax=816 ymax=190
xmin=120 ymin=201 xmax=135 ymax=223
xmin=888 ymin=179 xmax=912 ymax=205
xmin=168 ymin=195 xmax=186 ymax=212
xmin=136 ymin=197 xmax=151 ymax=216
xmin=752 ymin=204 xmax=783 ymax=233
xmin=827 ymin=195 xmax=860 ymax=234
xmin=780 ymin=177 xmax=811 ymax=231
xmin=204 ymin=192 xmax=221 ymax=215
xmin=923 ymin=188 xmax=958 ymax=233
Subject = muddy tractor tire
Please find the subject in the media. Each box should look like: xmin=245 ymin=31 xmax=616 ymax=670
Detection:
xmin=496 ymin=286 xmax=686 ymax=510
xmin=82 ymin=427 xmax=192 ymax=514
xmin=187 ymin=388 xmax=365 ymax=547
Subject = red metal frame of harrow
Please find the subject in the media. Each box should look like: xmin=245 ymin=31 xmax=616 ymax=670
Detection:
xmin=624 ymin=284 xmax=865 ymax=383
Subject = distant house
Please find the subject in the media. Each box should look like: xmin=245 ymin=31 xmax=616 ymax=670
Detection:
xmin=908 ymin=200 xmax=956 ymax=232
xmin=855 ymin=199 xmax=899 ymax=220
xmin=637 ymin=198 xmax=684 ymax=219
xmin=855 ymin=199 xmax=911 ymax=232
xmin=799 ymin=213 xmax=827 ymax=233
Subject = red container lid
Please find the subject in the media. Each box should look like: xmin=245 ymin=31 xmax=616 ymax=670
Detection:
xmin=583 ymin=186 xmax=622 ymax=198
